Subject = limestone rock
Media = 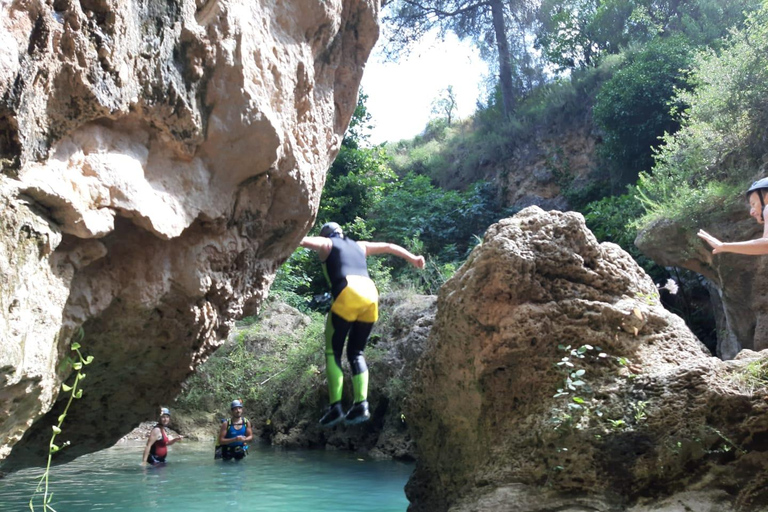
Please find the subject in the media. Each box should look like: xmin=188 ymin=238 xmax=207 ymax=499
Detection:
xmin=0 ymin=0 xmax=378 ymax=465
xmin=405 ymin=206 xmax=768 ymax=512
xmin=635 ymin=202 xmax=761 ymax=360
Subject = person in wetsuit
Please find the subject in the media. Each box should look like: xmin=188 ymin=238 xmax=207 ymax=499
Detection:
xmin=699 ymin=177 xmax=768 ymax=255
xmin=141 ymin=407 xmax=183 ymax=465
xmin=218 ymin=399 xmax=253 ymax=460
xmin=300 ymin=222 xmax=425 ymax=426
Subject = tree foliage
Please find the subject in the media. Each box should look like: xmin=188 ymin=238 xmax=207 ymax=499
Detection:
xmin=536 ymin=0 xmax=761 ymax=71
xmin=383 ymin=0 xmax=539 ymax=117
xmin=636 ymin=6 xmax=768 ymax=228
xmin=431 ymin=86 xmax=459 ymax=125
xmin=593 ymin=35 xmax=694 ymax=188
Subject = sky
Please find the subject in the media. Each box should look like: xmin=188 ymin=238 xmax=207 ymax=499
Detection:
xmin=360 ymin=31 xmax=489 ymax=145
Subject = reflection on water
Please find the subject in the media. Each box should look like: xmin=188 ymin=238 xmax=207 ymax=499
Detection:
xmin=0 ymin=443 xmax=413 ymax=511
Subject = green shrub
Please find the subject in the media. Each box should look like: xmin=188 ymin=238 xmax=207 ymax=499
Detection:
xmin=593 ymin=35 xmax=695 ymax=187
xmin=636 ymin=7 xmax=768 ymax=229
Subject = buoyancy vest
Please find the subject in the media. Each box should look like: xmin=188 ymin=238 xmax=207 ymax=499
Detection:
xmin=323 ymin=236 xmax=369 ymax=298
xmin=224 ymin=418 xmax=249 ymax=447
xmin=150 ymin=425 xmax=169 ymax=458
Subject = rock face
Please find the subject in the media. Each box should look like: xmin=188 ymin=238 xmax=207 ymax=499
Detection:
xmin=0 ymin=0 xmax=378 ymax=465
xmin=636 ymin=203 xmax=762 ymax=360
xmin=405 ymin=206 xmax=768 ymax=512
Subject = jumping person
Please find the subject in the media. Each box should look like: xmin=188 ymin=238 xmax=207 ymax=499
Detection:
xmin=141 ymin=407 xmax=183 ymax=465
xmin=218 ymin=399 xmax=253 ymax=460
xmin=699 ymin=178 xmax=768 ymax=255
xmin=300 ymin=222 xmax=425 ymax=427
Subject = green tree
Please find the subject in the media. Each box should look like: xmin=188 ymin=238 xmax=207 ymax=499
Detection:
xmin=636 ymin=6 xmax=768 ymax=227
xmin=431 ymin=86 xmax=458 ymax=125
xmin=536 ymin=0 xmax=760 ymax=71
xmin=383 ymin=0 xmax=538 ymax=118
xmin=593 ymin=35 xmax=694 ymax=188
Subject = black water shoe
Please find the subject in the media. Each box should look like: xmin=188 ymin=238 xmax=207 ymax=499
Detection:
xmin=319 ymin=401 xmax=344 ymax=427
xmin=344 ymin=400 xmax=370 ymax=425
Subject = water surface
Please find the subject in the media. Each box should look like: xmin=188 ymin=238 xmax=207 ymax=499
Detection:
xmin=0 ymin=443 xmax=413 ymax=511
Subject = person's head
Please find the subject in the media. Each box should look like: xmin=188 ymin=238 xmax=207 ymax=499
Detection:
xmin=747 ymin=178 xmax=768 ymax=223
xmin=159 ymin=407 xmax=171 ymax=425
xmin=319 ymin=222 xmax=343 ymax=238
xmin=230 ymin=399 xmax=243 ymax=417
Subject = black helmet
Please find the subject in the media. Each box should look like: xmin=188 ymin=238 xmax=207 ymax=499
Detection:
xmin=319 ymin=222 xmax=343 ymax=238
xmin=746 ymin=177 xmax=768 ymax=198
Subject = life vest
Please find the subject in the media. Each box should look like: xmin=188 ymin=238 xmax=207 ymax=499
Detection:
xmin=149 ymin=424 xmax=169 ymax=458
xmin=224 ymin=417 xmax=249 ymax=447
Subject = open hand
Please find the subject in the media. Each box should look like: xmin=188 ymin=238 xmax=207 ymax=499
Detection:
xmin=697 ymin=229 xmax=723 ymax=253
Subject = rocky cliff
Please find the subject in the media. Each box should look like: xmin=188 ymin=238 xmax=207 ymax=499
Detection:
xmin=0 ymin=0 xmax=378 ymax=464
xmin=636 ymin=202 xmax=763 ymax=361
xmin=405 ymin=206 xmax=768 ymax=512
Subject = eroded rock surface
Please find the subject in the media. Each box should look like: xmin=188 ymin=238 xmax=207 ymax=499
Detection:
xmin=0 ymin=0 xmax=378 ymax=464
xmin=636 ymin=204 xmax=763 ymax=360
xmin=405 ymin=206 xmax=768 ymax=512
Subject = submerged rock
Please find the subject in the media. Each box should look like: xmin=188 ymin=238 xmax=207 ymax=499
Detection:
xmin=406 ymin=206 xmax=768 ymax=512
xmin=0 ymin=0 xmax=378 ymax=465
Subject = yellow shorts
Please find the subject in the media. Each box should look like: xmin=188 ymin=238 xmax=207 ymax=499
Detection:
xmin=330 ymin=275 xmax=379 ymax=323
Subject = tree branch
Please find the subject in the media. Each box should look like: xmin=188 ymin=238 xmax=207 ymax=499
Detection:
xmin=402 ymin=0 xmax=491 ymax=18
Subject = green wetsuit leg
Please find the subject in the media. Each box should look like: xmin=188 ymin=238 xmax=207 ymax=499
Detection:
xmin=348 ymin=321 xmax=373 ymax=403
xmin=325 ymin=312 xmax=351 ymax=404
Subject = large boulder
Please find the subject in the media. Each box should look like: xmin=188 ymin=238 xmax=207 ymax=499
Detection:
xmin=0 ymin=0 xmax=379 ymax=465
xmin=405 ymin=206 xmax=768 ymax=512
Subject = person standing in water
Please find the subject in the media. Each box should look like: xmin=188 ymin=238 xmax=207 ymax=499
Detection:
xmin=699 ymin=178 xmax=768 ymax=255
xmin=300 ymin=222 xmax=425 ymax=427
xmin=142 ymin=407 xmax=183 ymax=465
xmin=218 ymin=399 xmax=253 ymax=460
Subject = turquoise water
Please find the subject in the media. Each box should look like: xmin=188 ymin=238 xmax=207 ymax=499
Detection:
xmin=0 ymin=443 xmax=413 ymax=511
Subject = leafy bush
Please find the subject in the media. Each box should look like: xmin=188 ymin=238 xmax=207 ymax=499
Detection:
xmin=636 ymin=7 xmax=768 ymax=229
xmin=584 ymin=189 xmax=663 ymax=279
xmin=175 ymin=310 xmax=326 ymax=418
xmin=593 ymin=35 xmax=695 ymax=187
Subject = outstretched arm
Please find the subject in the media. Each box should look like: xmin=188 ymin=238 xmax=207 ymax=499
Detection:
xmin=300 ymin=236 xmax=332 ymax=261
xmin=698 ymin=229 xmax=768 ymax=255
xmin=359 ymin=242 xmax=425 ymax=268
xmin=167 ymin=434 xmax=184 ymax=445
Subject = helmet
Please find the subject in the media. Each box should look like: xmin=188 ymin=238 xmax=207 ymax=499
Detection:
xmin=747 ymin=178 xmax=768 ymax=221
xmin=230 ymin=399 xmax=243 ymax=409
xmin=319 ymin=222 xmax=343 ymax=238
xmin=746 ymin=177 xmax=768 ymax=198
xmin=160 ymin=407 xmax=171 ymax=416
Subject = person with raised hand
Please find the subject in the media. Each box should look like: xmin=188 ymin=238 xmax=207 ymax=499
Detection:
xmin=699 ymin=178 xmax=768 ymax=255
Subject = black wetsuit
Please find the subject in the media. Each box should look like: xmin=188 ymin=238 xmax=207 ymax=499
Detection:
xmin=322 ymin=235 xmax=378 ymax=404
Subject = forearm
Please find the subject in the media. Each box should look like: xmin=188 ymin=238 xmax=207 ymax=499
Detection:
xmin=387 ymin=245 xmax=419 ymax=263
xmin=718 ymin=238 xmax=768 ymax=255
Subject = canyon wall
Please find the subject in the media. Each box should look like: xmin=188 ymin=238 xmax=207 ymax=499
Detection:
xmin=0 ymin=0 xmax=379 ymax=463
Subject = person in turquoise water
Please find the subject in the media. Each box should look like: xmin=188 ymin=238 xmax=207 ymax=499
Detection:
xmin=218 ymin=399 xmax=253 ymax=460
xmin=699 ymin=178 xmax=768 ymax=255
xmin=141 ymin=407 xmax=183 ymax=465
xmin=300 ymin=222 xmax=425 ymax=427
